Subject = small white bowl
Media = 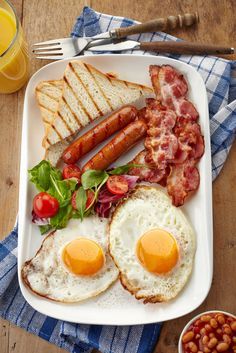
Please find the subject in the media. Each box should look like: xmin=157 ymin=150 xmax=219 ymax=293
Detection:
xmin=178 ymin=310 xmax=236 ymax=353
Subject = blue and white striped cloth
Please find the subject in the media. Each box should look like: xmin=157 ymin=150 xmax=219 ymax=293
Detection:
xmin=0 ymin=6 xmax=236 ymax=353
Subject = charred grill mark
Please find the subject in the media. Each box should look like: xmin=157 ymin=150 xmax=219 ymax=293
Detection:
xmin=57 ymin=111 xmax=73 ymax=135
xmin=106 ymin=75 xmax=124 ymax=105
xmin=63 ymin=75 xmax=93 ymax=123
xmin=36 ymin=89 xmax=60 ymax=103
xmin=69 ymin=62 xmax=103 ymax=118
xmin=84 ymin=63 xmax=113 ymax=111
xmin=61 ymin=95 xmax=82 ymax=130
xmin=38 ymin=103 xmax=56 ymax=114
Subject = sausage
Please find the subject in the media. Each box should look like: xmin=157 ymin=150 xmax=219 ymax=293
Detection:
xmin=82 ymin=119 xmax=147 ymax=172
xmin=62 ymin=105 xmax=138 ymax=164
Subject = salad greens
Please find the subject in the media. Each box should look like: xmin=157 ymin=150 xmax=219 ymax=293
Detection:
xmin=81 ymin=170 xmax=109 ymax=190
xmin=75 ymin=186 xmax=87 ymax=221
xmin=29 ymin=160 xmax=143 ymax=234
xmin=29 ymin=161 xmax=77 ymax=234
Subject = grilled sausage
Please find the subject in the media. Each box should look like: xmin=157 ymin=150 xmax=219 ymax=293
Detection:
xmin=82 ymin=119 xmax=147 ymax=172
xmin=62 ymin=105 xmax=138 ymax=164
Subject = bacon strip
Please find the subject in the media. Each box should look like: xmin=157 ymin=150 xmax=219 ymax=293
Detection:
xmin=150 ymin=65 xmax=188 ymax=101
xmin=149 ymin=65 xmax=199 ymax=121
xmin=167 ymin=159 xmax=200 ymax=207
xmin=144 ymin=99 xmax=178 ymax=169
xmin=129 ymin=150 xmax=168 ymax=184
xmin=165 ymin=116 xmax=204 ymax=206
xmin=129 ymin=65 xmax=204 ymax=207
xmin=172 ymin=117 xmax=205 ymax=163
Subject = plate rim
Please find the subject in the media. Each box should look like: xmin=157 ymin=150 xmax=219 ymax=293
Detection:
xmin=18 ymin=53 xmax=213 ymax=325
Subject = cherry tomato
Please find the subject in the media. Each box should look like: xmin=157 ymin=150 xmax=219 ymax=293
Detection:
xmin=71 ymin=190 xmax=95 ymax=210
xmin=85 ymin=190 xmax=95 ymax=209
xmin=71 ymin=191 xmax=77 ymax=210
xmin=106 ymin=175 xmax=129 ymax=195
xmin=33 ymin=192 xmax=59 ymax=218
xmin=62 ymin=164 xmax=81 ymax=181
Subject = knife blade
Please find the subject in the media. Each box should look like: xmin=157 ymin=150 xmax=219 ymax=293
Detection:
xmin=87 ymin=40 xmax=234 ymax=55
xmin=87 ymin=40 xmax=139 ymax=52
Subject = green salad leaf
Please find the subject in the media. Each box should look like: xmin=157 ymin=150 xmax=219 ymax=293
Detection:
xmin=48 ymin=177 xmax=77 ymax=207
xmin=29 ymin=160 xmax=78 ymax=233
xmin=108 ymin=163 xmax=145 ymax=175
xmin=75 ymin=187 xmax=87 ymax=220
xmin=28 ymin=160 xmax=58 ymax=191
xmin=39 ymin=224 xmax=54 ymax=235
xmin=81 ymin=170 xmax=109 ymax=190
xmin=49 ymin=204 xmax=73 ymax=229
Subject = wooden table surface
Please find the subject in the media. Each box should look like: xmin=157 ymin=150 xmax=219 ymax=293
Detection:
xmin=0 ymin=1 xmax=235 ymax=352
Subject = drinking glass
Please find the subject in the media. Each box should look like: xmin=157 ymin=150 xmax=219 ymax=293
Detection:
xmin=0 ymin=0 xmax=29 ymax=93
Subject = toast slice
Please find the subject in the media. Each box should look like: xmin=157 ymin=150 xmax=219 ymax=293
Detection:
xmin=35 ymin=80 xmax=63 ymax=132
xmin=43 ymin=61 xmax=153 ymax=149
xmin=44 ymin=137 xmax=74 ymax=167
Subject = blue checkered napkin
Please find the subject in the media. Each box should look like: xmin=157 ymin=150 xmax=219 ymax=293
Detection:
xmin=1 ymin=6 xmax=236 ymax=353
xmin=73 ymin=7 xmax=236 ymax=181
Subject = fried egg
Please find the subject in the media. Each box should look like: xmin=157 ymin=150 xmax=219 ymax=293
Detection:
xmin=22 ymin=216 xmax=119 ymax=302
xmin=109 ymin=185 xmax=196 ymax=303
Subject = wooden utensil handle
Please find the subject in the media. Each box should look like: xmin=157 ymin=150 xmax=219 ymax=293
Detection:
xmin=112 ymin=13 xmax=199 ymax=39
xmin=139 ymin=41 xmax=234 ymax=55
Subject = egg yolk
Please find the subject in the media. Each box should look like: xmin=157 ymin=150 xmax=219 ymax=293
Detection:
xmin=62 ymin=238 xmax=104 ymax=275
xmin=136 ymin=229 xmax=179 ymax=274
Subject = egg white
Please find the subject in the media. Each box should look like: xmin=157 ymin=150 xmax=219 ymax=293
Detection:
xmin=22 ymin=216 xmax=119 ymax=302
xmin=109 ymin=185 xmax=196 ymax=303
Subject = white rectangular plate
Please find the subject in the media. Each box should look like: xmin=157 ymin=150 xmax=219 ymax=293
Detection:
xmin=18 ymin=54 xmax=213 ymax=325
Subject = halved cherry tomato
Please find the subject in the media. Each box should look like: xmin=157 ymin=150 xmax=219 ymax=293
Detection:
xmin=71 ymin=190 xmax=95 ymax=210
xmin=62 ymin=164 xmax=81 ymax=181
xmin=85 ymin=190 xmax=95 ymax=209
xmin=106 ymin=175 xmax=129 ymax=195
xmin=33 ymin=192 xmax=59 ymax=218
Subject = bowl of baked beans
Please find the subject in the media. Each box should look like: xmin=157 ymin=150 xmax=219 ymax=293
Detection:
xmin=178 ymin=310 xmax=236 ymax=353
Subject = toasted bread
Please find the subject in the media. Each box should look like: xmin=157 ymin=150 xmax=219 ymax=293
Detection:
xmin=35 ymin=80 xmax=63 ymax=133
xmin=43 ymin=61 xmax=153 ymax=149
xmin=44 ymin=137 xmax=75 ymax=167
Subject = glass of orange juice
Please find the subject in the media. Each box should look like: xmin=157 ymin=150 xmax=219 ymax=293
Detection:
xmin=0 ymin=0 xmax=29 ymax=93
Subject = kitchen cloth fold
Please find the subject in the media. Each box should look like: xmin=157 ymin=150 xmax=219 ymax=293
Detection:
xmin=0 ymin=6 xmax=236 ymax=353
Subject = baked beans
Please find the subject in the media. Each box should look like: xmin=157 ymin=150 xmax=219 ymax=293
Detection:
xmin=182 ymin=312 xmax=236 ymax=353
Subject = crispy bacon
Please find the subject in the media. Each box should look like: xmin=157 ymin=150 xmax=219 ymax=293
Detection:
xmin=129 ymin=65 xmax=204 ymax=207
xmin=172 ymin=117 xmax=205 ymax=163
xmin=144 ymin=99 xmax=178 ymax=169
xmin=129 ymin=150 xmax=168 ymax=183
xmin=150 ymin=65 xmax=187 ymax=101
xmin=149 ymin=65 xmax=198 ymax=121
xmin=149 ymin=66 xmax=162 ymax=101
xmin=165 ymin=117 xmax=203 ymax=205
xmin=167 ymin=159 xmax=200 ymax=207
xmin=175 ymin=99 xmax=199 ymax=121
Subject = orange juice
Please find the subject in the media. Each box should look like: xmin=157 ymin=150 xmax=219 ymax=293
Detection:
xmin=0 ymin=1 xmax=29 ymax=93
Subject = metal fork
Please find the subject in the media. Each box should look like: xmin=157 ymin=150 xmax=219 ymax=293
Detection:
xmin=32 ymin=35 xmax=110 ymax=60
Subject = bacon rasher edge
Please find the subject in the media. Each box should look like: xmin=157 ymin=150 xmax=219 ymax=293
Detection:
xmin=129 ymin=64 xmax=205 ymax=207
xmin=149 ymin=65 xmax=199 ymax=121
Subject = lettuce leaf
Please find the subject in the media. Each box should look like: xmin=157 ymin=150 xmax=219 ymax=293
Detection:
xmin=29 ymin=160 xmax=78 ymax=232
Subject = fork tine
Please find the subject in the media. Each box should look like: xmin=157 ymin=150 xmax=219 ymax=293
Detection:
xmin=32 ymin=46 xmax=62 ymax=52
xmin=34 ymin=50 xmax=63 ymax=56
xmin=33 ymin=40 xmax=61 ymax=46
xmin=35 ymin=54 xmax=66 ymax=60
xmin=33 ymin=37 xmax=71 ymax=46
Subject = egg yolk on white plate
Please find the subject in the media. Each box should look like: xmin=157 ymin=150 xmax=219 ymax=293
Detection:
xmin=62 ymin=238 xmax=105 ymax=275
xmin=136 ymin=229 xmax=179 ymax=274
